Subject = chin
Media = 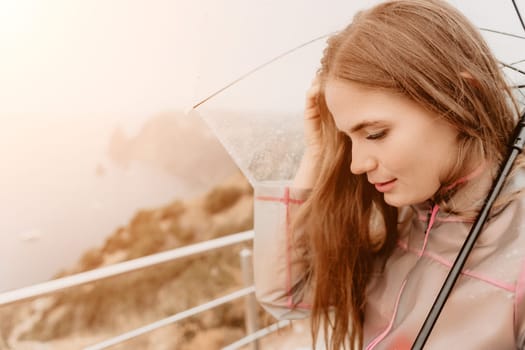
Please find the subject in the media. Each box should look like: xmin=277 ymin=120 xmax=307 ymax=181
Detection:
xmin=383 ymin=195 xmax=403 ymax=207
xmin=385 ymin=192 xmax=433 ymax=207
xmin=383 ymin=194 xmax=413 ymax=208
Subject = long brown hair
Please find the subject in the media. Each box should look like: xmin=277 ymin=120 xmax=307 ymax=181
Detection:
xmin=294 ymin=1 xmax=522 ymax=348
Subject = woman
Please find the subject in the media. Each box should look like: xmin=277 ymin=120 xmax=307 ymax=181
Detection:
xmin=254 ymin=0 xmax=525 ymax=349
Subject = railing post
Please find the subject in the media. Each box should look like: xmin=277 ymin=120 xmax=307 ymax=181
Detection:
xmin=240 ymin=248 xmax=259 ymax=350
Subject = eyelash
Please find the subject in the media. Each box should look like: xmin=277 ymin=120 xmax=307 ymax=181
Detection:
xmin=366 ymin=131 xmax=387 ymax=140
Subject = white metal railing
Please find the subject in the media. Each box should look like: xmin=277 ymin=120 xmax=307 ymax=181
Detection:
xmin=0 ymin=230 xmax=254 ymax=306
xmin=2 ymin=229 xmax=298 ymax=349
xmin=222 ymin=320 xmax=292 ymax=350
xmin=84 ymin=287 xmax=256 ymax=350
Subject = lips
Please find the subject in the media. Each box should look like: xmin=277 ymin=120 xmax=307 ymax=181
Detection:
xmin=375 ymin=179 xmax=396 ymax=186
xmin=373 ymin=179 xmax=397 ymax=192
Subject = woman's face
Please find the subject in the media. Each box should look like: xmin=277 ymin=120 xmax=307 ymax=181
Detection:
xmin=324 ymin=79 xmax=459 ymax=207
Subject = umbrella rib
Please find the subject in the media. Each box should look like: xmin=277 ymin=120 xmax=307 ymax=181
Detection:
xmin=191 ymin=12 xmax=525 ymax=112
xmin=501 ymin=61 xmax=525 ymax=76
xmin=479 ymin=27 xmax=525 ymax=40
xmin=511 ymin=58 xmax=525 ymax=66
xmin=512 ymin=0 xmax=525 ymax=32
xmin=509 ymin=0 xmax=525 ymax=102
xmin=501 ymin=61 xmax=525 ymax=100
xmin=192 ymin=33 xmax=332 ymax=109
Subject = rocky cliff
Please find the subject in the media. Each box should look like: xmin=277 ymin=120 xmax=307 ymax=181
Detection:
xmin=0 ymin=172 xmax=271 ymax=349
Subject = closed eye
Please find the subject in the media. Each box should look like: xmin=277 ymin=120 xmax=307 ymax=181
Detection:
xmin=366 ymin=130 xmax=387 ymax=140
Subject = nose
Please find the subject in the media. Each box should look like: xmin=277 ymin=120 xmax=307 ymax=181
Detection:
xmin=350 ymin=145 xmax=378 ymax=175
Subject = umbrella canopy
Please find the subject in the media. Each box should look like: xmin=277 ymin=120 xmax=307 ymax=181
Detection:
xmin=189 ymin=0 xmax=525 ymax=187
xmin=188 ymin=36 xmax=326 ymax=185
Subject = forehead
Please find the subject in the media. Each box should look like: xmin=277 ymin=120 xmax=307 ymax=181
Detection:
xmin=324 ymin=79 xmax=418 ymax=131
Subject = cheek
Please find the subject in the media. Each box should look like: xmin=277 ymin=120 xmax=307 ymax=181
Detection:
xmin=382 ymin=133 xmax=443 ymax=195
xmin=427 ymin=133 xmax=460 ymax=180
xmin=381 ymin=135 xmax=420 ymax=174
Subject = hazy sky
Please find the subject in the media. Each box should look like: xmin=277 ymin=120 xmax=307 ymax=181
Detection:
xmin=1 ymin=0 xmax=524 ymax=122
xmin=0 ymin=0 xmax=380 ymax=124
xmin=0 ymin=0 xmax=204 ymax=134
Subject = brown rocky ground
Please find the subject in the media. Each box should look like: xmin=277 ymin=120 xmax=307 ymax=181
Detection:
xmin=0 ymin=171 xmax=306 ymax=349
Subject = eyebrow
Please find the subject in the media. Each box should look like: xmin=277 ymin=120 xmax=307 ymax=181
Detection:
xmin=349 ymin=120 xmax=387 ymax=133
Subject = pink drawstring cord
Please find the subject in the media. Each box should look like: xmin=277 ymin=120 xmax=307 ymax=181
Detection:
xmin=419 ymin=204 xmax=440 ymax=257
xmin=443 ymin=162 xmax=486 ymax=192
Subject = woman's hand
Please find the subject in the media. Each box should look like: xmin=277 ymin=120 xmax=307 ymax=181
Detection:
xmin=303 ymin=74 xmax=323 ymax=156
xmin=293 ymin=75 xmax=324 ymax=189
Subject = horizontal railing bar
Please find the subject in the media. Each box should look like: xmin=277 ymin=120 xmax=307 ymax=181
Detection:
xmin=84 ymin=286 xmax=256 ymax=350
xmin=221 ymin=320 xmax=292 ymax=350
xmin=0 ymin=230 xmax=254 ymax=307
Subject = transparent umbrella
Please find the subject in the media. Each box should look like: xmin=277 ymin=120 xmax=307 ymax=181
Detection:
xmin=188 ymin=0 xmax=525 ymax=188
xmin=188 ymin=35 xmax=326 ymax=186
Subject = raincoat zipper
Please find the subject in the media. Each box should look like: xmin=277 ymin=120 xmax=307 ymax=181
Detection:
xmin=367 ymin=203 xmax=440 ymax=349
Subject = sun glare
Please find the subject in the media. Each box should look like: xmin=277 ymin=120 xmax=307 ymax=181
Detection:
xmin=0 ymin=0 xmax=40 ymax=41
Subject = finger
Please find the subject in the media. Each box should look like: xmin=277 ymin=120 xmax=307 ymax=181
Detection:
xmin=305 ymin=107 xmax=320 ymax=120
xmin=305 ymin=86 xmax=321 ymax=104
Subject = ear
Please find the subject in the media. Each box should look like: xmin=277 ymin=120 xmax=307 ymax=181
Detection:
xmin=459 ymin=71 xmax=481 ymax=88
